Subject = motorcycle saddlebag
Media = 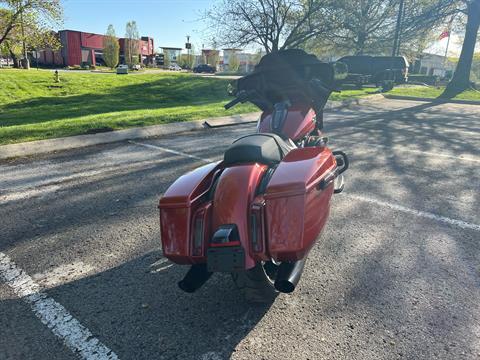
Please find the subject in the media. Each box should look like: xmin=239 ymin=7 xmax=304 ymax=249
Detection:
xmin=263 ymin=146 xmax=336 ymax=261
xmin=159 ymin=162 xmax=219 ymax=264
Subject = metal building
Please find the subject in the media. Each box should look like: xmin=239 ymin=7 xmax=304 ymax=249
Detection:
xmin=37 ymin=30 xmax=155 ymax=67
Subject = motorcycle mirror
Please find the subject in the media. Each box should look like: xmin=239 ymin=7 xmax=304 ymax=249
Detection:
xmin=227 ymin=82 xmax=236 ymax=96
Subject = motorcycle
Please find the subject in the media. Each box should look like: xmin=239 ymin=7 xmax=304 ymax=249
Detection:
xmin=159 ymin=49 xmax=349 ymax=302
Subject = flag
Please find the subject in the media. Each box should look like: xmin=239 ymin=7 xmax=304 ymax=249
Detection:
xmin=439 ymin=30 xmax=450 ymax=40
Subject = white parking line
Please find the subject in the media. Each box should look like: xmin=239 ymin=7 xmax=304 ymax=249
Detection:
xmin=334 ymin=138 xmax=480 ymax=163
xmin=128 ymin=140 xmax=213 ymax=163
xmin=0 ymin=252 xmax=119 ymax=360
xmin=346 ymin=193 xmax=480 ymax=232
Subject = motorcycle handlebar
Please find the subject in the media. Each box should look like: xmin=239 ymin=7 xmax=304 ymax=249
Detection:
xmin=224 ymin=96 xmax=244 ymax=110
xmin=224 ymin=90 xmax=251 ymax=110
xmin=309 ymin=78 xmax=335 ymax=96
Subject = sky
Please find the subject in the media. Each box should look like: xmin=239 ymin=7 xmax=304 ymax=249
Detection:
xmin=60 ymin=0 xmax=462 ymax=57
xmin=61 ymin=0 xmax=214 ymax=52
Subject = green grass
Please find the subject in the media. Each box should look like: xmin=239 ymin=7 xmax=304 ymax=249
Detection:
xmin=331 ymin=87 xmax=380 ymax=100
xmin=0 ymin=69 xmax=375 ymax=145
xmin=389 ymin=86 xmax=480 ymax=101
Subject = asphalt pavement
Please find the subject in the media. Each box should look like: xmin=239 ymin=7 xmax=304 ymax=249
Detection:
xmin=0 ymin=98 xmax=479 ymax=360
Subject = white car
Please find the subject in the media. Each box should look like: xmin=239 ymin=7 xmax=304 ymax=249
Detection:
xmin=168 ymin=63 xmax=182 ymax=71
xmin=116 ymin=64 xmax=129 ymax=74
xmin=0 ymin=58 xmax=12 ymax=67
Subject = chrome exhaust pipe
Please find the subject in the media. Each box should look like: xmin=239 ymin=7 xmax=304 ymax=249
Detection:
xmin=178 ymin=264 xmax=212 ymax=293
xmin=274 ymin=259 xmax=306 ymax=293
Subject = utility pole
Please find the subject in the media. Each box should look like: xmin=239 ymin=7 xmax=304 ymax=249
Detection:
xmin=396 ymin=1 xmax=407 ymax=56
xmin=186 ymin=35 xmax=191 ymax=68
xmin=392 ymin=0 xmax=405 ymax=57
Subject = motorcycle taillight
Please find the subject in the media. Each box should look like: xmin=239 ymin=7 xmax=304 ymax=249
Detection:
xmin=250 ymin=202 xmax=265 ymax=253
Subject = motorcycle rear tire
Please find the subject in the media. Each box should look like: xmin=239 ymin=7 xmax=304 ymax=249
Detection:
xmin=232 ymin=262 xmax=278 ymax=303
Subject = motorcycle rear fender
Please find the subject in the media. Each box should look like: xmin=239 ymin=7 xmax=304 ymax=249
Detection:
xmin=211 ymin=164 xmax=268 ymax=270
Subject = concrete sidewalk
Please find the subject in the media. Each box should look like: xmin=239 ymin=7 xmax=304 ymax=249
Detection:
xmin=383 ymin=94 xmax=480 ymax=105
xmin=0 ymin=94 xmax=384 ymax=160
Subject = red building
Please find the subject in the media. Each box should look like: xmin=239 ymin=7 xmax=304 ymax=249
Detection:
xmin=37 ymin=29 xmax=155 ymax=67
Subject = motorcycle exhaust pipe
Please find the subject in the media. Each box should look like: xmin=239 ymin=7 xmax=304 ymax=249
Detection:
xmin=178 ymin=264 xmax=212 ymax=293
xmin=274 ymin=259 xmax=306 ymax=293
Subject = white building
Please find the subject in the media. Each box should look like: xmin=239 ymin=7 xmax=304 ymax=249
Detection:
xmin=161 ymin=47 xmax=182 ymax=65
xmin=221 ymin=49 xmax=264 ymax=73
xmin=415 ymin=53 xmax=456 ymax=77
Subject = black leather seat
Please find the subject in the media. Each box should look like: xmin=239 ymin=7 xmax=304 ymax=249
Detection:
xmin=223 ymin=133 xmax=293 ymax=166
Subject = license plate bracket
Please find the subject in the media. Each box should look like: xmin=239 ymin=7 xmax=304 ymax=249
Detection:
xmin=207 ymin=246 xmax=245 ymax=272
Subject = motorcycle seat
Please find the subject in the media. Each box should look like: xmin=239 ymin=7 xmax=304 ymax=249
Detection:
xmin=223 ymin=133 xmax=294 ymax=166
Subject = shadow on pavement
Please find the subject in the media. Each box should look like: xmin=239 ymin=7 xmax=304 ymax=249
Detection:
xmin=47 ymin=251 xmax=271 ymax=359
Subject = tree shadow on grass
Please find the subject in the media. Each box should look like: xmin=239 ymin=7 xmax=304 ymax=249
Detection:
xmin=0 ymin=76 xmax=232 ymax=127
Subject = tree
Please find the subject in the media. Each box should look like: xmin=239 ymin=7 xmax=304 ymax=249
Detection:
xmin=442 ymin=0 xmax=480 ymax=97
xmin=308 ymin=0 xmax=458 ymax=56
xmin=471 ymin=52 xmax=480 ymax=81
xmin=178 ymin=49 xmax=195 ymax=69
xmin=0 ymin=7 xmax=59 ymax=67
xmin=229 ymin=52 xmax=240 ymax=72
xmin=0 ymin=0 xmax=62 ymax=47
xmin=323 ymin=0 xmax=398 ymax=55
xmin=163 ymin=48 xmax=171 ymax=67
xmin=103 ymin=24 xmax=119 ymax=69
xmin=124 ymin=20 xmax=139 ymax=67
xmin=206 ymin=0 xmax=336 ymax=53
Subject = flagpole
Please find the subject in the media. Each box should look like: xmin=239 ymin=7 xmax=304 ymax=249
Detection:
xmin=443 ymin=34 xmax=451 ymax=65
xmin=442 ymin=16 xmax=454 ymax=74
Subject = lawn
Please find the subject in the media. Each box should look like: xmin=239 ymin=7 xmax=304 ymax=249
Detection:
xmin=388 ymin=85 xmax=480 ymax=101
xmin=0 ymin=69 xmax=375 ymax=145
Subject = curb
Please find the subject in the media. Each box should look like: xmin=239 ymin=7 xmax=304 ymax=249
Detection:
xmin=0 ymin=94 xmax=384 ymax=160
xmin=383 ymin=94 xmax=480 ymax=105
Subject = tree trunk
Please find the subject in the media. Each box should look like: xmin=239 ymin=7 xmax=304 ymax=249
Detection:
xmin=355 ymin=32 xmax=367 ymax=55
xmin=8 ymin=48 xmax=20 ymax=68
xmin=441 ymin=0 xmax=480 ymax=98
xmin=271 ymin=38 xmax=279 ymax=53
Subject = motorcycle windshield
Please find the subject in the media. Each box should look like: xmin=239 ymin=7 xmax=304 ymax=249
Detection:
xmin=236 ymin=49 xmax=334 ymax=111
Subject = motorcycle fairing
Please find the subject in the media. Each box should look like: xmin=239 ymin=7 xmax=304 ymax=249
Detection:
xmin=258 ymin=106 xmax=316 ymax=141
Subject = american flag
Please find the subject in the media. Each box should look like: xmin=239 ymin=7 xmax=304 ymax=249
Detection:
xmin=439 ymin=30 xmax=450 ymax=40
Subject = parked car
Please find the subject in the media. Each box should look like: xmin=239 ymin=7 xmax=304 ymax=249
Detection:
xmin=193 ymin=64 xmax=216 ymax=74
xmin=116 ymin=65 xmax=129 ymax=74
xmin=0 ymin=58 xmax=12 ymax=67
xmin=168 ymin=63 xmax=182 ymax=71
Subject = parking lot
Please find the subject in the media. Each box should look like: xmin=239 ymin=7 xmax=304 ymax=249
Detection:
xmin=0 ymin=98 xmax=479 ymax=360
